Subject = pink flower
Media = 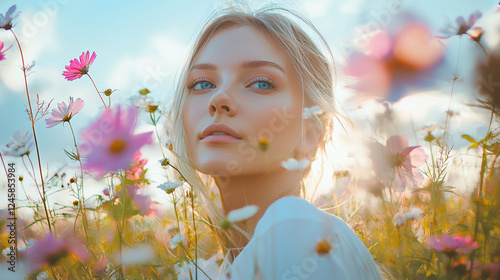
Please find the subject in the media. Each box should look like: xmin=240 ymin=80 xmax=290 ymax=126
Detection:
xmin=0 ymin=5 xmax=19 ymax=30
xmin=62 ymin=51 xmax=96 ymax=81
xmin=28 ymin=231 xmax=89 ymax=271
xmin=91 ymin=255 xmax=109 ymax=276
xmin=45 ymin=97 xmax=84 ymax=128
xmin=79 ymin=106 xmax=153 ymax=178
xmin=126 ymin=151 xmax=148 ymax=181
xmin=344 ymin=22 xmax=444 ymax=102
xmin=369 ymin=135 xmax=428 ymax=192
xmin=427 ymin=233 xmax=478 ymax=257
xmin=0 ymin=41 xmax=12 ymax=61
xmin=438 ymin=11 xmax=482 ymax=38
xmin=126 ymin=184 xmax=154 ymax=216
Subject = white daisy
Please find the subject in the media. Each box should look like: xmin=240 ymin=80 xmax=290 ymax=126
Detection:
xmin=157 ymin=181 xmax=184 ymax=194
xmin=2 ymin=129 xmax=34 ymax=157
xmin=227 ymin=205 xmax=259 ymax=223
xmin=281 ymin=158 xmax=311 ymax=170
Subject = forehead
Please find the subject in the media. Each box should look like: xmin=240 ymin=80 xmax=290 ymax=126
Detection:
xmin=192 ymin=25 xmax=293 ymax=72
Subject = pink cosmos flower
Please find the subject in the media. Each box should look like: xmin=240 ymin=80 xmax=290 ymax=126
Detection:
xmin=126 ymin=184 xmax=154 ymax=216
xmin=28 ymin=231 xmax=89 ymax=271
xmin=0 ymin=41 xmax=12 ymax=61
xmin=438 ymin=11 xmax=482 ymax=38
xmin=369 ymin=135 xmax=428 ymax=192
xmin=0 ymin=5 xmax=19 ymax=30
xmin=126 ymin=151 xmax=148 ymax=181
xmin=344 ymin=22 xmax=444 ymax=102
xmin=427 ymin=233 xmax=478 ymax=257
xmin=45 ymin=97 xmax=84 ymax=128
xmin=62 ymin=51 xmax=97 ymax=81
xmin=79 ymin=106 xmax=153 ymax=178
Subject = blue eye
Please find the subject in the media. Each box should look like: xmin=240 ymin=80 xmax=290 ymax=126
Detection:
xmin=193 ymin=81 xmax=214 ymax=90
xmin=249 ymin=79 xmax=276 ymax=91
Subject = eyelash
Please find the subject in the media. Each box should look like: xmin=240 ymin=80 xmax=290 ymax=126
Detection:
xmin=187 ymin=78 xmax=215 ymax=90
xmin=250 ymin=77 xmax=276 ymax=90
xmin=187 ymin=77 xmax=277 ymax=91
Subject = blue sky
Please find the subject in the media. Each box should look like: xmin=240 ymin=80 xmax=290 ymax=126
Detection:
xmin=0 ymin=0 xmax=499 ymax=200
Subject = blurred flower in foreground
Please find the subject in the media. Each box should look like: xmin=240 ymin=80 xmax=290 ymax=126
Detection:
xmin=0 ymin=5 xmax=19 ymax=30
xmin=80 ymin=106 xmax=153 ymax=177
xmin=427 ymin=233 xmax=478 ymax=257
xmin=369 ymin=135 xmax=428 ymax=192
xmin=174 ymin=254 xmax=222 ymax=280
xmin=121 ymin=244 xmax=154 ymax=265
xmin=126 ymin=151 xmax=148 ymax=181
xmin=281 ymin=158 xmax=311 ymax=170
xmin=28 ymin=232 xmax=88 ymax=271
xmin=62 ymin=51 xmax=96 ymax=81
xmin=126 ymin=184 xmax=154 ymax=216
xmin=221 ymin=205 xmax=259 ymax=230
xmin=344 ymin=22 xmax=444 ymax=102
xmin=2 ymin=129 xmax=34 ymax=157
xmin=91 ymin=255 xmax=109 ymax=276
xmin=438 ymin=11 xmax=482 ymax=39
xmin=476 ymin=52 xmax=500 ymax=113
xmin=0 ymin=41 xmax=12 ymax=61
xmin=45 ymin=97 xmax=84 ymax=128
xmin=393 ymin=207 xmax=422 ymax=227
xmin=303 ymin=106 xmax=323 ymax=119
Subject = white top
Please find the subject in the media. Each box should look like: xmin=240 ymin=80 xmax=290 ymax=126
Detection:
xmin=175 ymin=196 xmax=384 ymax=279
xmin=228 ymin=196 xmax=384 ymax=280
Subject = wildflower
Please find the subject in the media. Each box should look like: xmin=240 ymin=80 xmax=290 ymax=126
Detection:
xmin=393 ymin=207 xmax=422 ymax=226
xmin=28 ymin=232 xmax=88 ymax=271
xmin=160 ymin=158 xmax=170 ymax=166
xmin=303 ymin=106 xmax=322 ymax=119
xmin=18 ymin=176 xmax=23 ymax=182
xmin=80 ymin=106 xmax=153 ymax=178
xmin=469 ymin=27 xmax=483 ymax=43
xmin=427 ymin=233 xmax=478 ymax=257
xmin=369 ymin=135 xmax=428 ymax=192
xmin=170 ymin=233 xmax=184 ymax=249
xmin=91 ymin=255 xmax=109 ymax=276
xmin=315 ymin=239 xmax=332 ymax=255
xmin=0 ymin=41 xmax=12 ymax=61
xmin=73 ymin=200 xmax=79 ymax=206
xmin=130 ymin=95 xmax=157 ymax=111
xmin=126 ymin=151 xmax=148 ymax=181
xmin=103 ymin=88 xmax=117 ymax=96
xmin=62 ymin=51 xmax=97 ymax=81
xmin=157 ymin=181 xmax=184 ymax=194
xmin=147 ymin=104 xmax=158 ymax=113
xmin=0 ymin=5 xmax=19 ymax=30
xmin=2 ymin=129 xmax=34 ymax=157
xmin=281 ymin=158 xmax=311 ymax=171
xmin=476 ymin=53 xmax=500 ymax=112
xmin=121 ymin=245 xmax=154 ymax=265
xmin=345 ymin=23 xmax=444 ymax=102
xmin=227 ymin=205 xmax=258 ymax=222
xmin=139 ymin=88 xmax=150 ymax=95
xmin=126 ymin=185 xmax=153 ymax=216
xmin=45 ymin=97 xmax=84 ymax=128
xmin=438 ymin=11 xmax=482 ymax=38
xmin=257 ymin=137 xmax=269 ymax=152
xmin=69 ymin=177 xmax=75 ymax=183
xmin=103 ymin=188 xmax=110 ymax=196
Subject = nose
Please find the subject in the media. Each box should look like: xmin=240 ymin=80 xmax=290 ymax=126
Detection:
xmin=208 ymin=89 xmax=236 ymax=117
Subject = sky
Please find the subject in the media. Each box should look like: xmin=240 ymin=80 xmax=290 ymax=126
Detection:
xmin=0 ymin=0 xmax=499 ymax=207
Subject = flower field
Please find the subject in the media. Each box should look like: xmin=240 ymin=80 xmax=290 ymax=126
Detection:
xmin=1 ymin=3 xmax=500 ymax=280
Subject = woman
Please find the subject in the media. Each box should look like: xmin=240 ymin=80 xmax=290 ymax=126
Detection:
xmin=166 ymin=4 xmax=384 ymax=279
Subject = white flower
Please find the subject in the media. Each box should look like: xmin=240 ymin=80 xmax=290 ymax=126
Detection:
xmin=121 ymin=244 xmax=154 ymax=265
xmin=170 ymin=233 xmax=185 ymax=249
xmin=303 ymin=106 xmax=322 ymax=119
xmin=281 ymin=158 xmax=311 ymax=170
xmin=158 ymin=181 xmax=184 ymax=194
xmin=2 ymin=129 xmax=34 ymax=157
xmin=174 ymin=254 xmax=225 ymax=280
xmin=227 ymin=205 xmax=259 ymax=223
xmin=394 ymin=207 xmax=422 ymax=227
xmin=130 ymin=95 xmax=156 ymax=109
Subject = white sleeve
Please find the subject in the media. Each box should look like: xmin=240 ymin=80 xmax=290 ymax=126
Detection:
xmin=229 ymin=196 xmax=384 ymax=280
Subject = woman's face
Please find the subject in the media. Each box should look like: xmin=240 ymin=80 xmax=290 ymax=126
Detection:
xmin=182 ymin=25 xmax=304 ymax=177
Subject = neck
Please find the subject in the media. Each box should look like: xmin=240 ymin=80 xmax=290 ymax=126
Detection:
xmin=214 ymin=166 xmax=303 ymax=258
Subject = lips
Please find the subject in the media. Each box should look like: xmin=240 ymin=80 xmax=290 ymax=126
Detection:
xmin=201 ymin=123 xmax=242 ymax=139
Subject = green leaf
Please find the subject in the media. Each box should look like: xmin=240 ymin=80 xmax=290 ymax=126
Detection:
xmin=461 ymin=134 xmax=478 ymax=144
xmin=64 ymin=149 xmax=80 ymax=161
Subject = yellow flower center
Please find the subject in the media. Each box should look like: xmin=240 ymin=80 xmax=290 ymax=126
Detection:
xmin=109 ymin=139 xmax=126 ymax=154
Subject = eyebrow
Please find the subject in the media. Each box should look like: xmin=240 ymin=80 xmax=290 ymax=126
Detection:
xmin=191 ymin=60 xmax=286 ymax=74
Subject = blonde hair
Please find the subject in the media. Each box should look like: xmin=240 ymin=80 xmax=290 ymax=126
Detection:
xmin=165 ymin=3 xmax=348 ymax=262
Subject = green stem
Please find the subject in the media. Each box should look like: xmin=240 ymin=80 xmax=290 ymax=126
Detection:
xmin=86 ymin=74 xmax=108 ymax=109
xmin=10 ymin=29 xmax=52 ymax=235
